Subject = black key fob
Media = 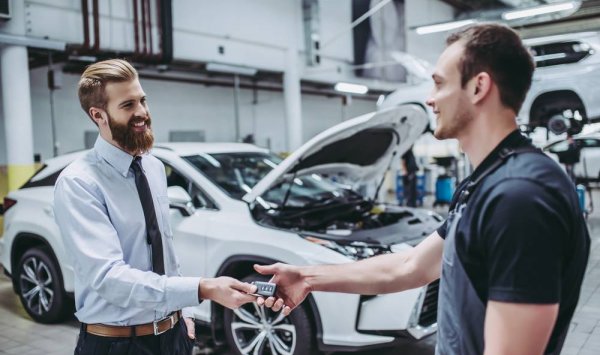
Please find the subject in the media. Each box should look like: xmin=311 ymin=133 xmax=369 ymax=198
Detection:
xmin=251 ymin=281 xmax=277 ymax=297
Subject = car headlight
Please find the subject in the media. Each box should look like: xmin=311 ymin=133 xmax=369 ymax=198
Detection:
xmin=305 ymin=236 xmax=390 ymax=260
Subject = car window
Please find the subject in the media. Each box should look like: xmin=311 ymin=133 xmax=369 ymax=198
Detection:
xmin=163 ymin=163 xmax=218 ymax=210
xmin=581 ymin=139 xmax=600 ymax=148
xmin=21 ymin=165 xmax=64 ymax=189
xmin=260 ymin=174 xmax=358 ymax=209
xmin=183 ymin=153 xmax=283 ymax=200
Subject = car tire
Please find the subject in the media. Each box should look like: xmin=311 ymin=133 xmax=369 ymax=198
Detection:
xmin=224 ymin=274 xmax=315 ymax=355
xmin=16 ymin=247 xmax=70 ymax=323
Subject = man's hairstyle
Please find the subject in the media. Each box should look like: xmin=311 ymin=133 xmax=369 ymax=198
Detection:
xmin=447 ymin=23 xmax=535 ymax=114
xmin=77 ymin=59 xmax=138 ymax=122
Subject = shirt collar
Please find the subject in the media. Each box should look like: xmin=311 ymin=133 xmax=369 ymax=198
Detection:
xmin=94 ymin=135 xmax=135 ymax=177
xmin=470 ymin=129 xmax=531 ymax=181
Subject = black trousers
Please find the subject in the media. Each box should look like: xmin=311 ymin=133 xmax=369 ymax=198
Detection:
xmin=74 ymin=320 xmax=194 ymax=355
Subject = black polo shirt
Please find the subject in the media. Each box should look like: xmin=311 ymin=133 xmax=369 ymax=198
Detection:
xmin=437 ymin=130 xmax=590 ymax=353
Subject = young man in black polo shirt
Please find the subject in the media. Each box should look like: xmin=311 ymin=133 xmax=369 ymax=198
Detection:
xmin=255 ymin=23 xmax=590 ymax=355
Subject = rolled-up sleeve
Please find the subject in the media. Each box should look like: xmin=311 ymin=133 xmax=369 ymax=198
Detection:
xmin=54 ymin=174 xmax=200 ymax=314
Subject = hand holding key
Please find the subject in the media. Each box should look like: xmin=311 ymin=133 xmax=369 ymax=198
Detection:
xmin=253 ymin=263 xmax=312 ymax=316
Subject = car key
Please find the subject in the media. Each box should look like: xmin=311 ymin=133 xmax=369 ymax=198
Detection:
xmin=250 ymin=281 xmax=277 ymax=297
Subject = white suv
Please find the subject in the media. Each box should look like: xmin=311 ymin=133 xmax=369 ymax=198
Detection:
xmin=0 ymin=106 xmax=441 ymax=354
xmin=381 ymin=31 xmax=600 ymax=134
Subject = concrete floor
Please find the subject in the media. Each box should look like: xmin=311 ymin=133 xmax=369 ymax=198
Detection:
xmin=1 ymin=195 xmax=599 ymax=354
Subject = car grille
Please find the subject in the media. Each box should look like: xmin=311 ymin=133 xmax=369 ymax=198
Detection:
xmin=418 ymin=280 xmax=439 ymax=327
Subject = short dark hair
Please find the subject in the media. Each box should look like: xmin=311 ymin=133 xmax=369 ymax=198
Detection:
xmin=447 ymin=23 xmax=535 ymax=114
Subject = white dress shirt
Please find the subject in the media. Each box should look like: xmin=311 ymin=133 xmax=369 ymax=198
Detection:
xmin=54 ymin=135 xmax=199 ymax=325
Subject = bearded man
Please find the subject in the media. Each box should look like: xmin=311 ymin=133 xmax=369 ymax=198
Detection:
xmin=54 ymin=59 xmax=257 ymax=355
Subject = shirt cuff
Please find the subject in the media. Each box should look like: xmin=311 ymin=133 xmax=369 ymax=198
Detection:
xmin=166 ymin=277 xmax=202 ymax=311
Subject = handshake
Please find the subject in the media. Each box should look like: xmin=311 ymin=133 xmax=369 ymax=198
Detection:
xmin=200 ymin=263 xmax=308 ymax=317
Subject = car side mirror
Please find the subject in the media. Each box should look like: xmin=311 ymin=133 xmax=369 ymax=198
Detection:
xmin=167 ymin=186 xmax=195 ymax=217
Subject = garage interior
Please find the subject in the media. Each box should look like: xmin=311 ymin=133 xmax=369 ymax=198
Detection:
xmin=1 ymin=1 xmax=600 ymax=354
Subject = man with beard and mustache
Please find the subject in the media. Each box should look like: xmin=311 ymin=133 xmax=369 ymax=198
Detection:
xmin=255 ymin=24 xmax=590 ymax=355
xmin=54 ymin=59 xmax=258 ymax=355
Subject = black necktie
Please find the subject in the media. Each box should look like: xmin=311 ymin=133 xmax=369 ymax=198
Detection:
xmin=131 ymin=156 xmax=165 ymax=275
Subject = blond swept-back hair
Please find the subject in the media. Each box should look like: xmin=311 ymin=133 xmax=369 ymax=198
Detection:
xmin=78 ymin=59 xmax=138 ymax=122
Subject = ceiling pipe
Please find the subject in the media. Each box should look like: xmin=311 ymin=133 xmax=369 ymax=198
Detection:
xmin=133 ymin=0 xmax=139 ymax=54
xmin=81 ymin=0 xmax=89 ymax=50
xmin=131 ymin=0 xmax=171 ymax=63
xmin=154 ymin=0 xmax=162 ymax=58
xmin=76 ymin=0 xmax=99 ymax=53
xmin=92 ymin=0 xmax=100 ymax=51
xmin=158 ymin=0 xmax=173 ymax=63
xmin=141 ymin=0 xmax=148 ymax=55
xmin=146 ymin=0 xmax=153 ymax=55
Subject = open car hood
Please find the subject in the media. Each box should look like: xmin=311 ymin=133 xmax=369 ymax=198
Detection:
xmin=243 ymin=105 xmax=427 ymax=204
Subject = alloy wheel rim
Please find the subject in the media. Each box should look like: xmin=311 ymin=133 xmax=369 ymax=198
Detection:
xmin=231 ymin=302 xmax=296 ymax=355
xmin=19 ymin=256 xmax=54 ymax=315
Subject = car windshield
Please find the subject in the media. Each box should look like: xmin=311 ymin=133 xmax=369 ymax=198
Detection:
xmin=183 ymin=152 xmax=359 ymax=207
xmin=183 ymin=152 xmax=283 ymax=199
xmin=259 ymin=174 xmax=360 ymax=209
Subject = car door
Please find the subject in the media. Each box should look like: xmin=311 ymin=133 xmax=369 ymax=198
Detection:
xmin=577 ymin=138 xmax=600 ymax=181
xmin=161 ymin=162 xmax=219 ymax=278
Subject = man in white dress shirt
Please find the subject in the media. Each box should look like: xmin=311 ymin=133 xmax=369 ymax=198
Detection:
xmin=54 ymin=59 xmax=257 ymax=354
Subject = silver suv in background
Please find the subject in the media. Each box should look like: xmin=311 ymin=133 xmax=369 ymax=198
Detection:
xmin=381 ymin=31 xmax=600 ymax=135
xmin=521 ymin=31 xmax=600 ymax=135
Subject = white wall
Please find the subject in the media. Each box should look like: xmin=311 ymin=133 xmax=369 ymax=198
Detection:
xmin=23 ymin=0 xmax=355 ymax=75
xmin=405 ymin=0 xmax=455 ymax=65
xmin=17 ymin=65 xmax=375 ymax=164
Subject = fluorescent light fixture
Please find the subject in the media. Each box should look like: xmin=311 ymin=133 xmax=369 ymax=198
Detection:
xmin=0 ymin=33 xmax=66 ymax=51
xmin=205 ymin=62 xmax=257 ymax=76
xmin=415 ymin=19 xmax=476 ymax=35
xmin=334 ymin=82 xmax=369 ymax=95
xmin=502 ymin=1 xmax=576 ymax=20
xmin=68 ymin=55 xmax=97 ymax=62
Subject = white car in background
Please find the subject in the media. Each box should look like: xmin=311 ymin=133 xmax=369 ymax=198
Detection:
xmin=381 ymin=31 xmax=600 ymax=135
xmin=1 ymin=106 xmax=442 ymax=354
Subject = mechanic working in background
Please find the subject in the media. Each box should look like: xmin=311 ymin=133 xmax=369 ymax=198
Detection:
xmin=256 ymin=24 xmax=590 ymax=355
xmin=402 ymin=147 xmax=419 ymax=207
xmin=562 ymin=134 xmax=581 ymax=184
xmin=53 ymin=59 xmax=257 ymax=355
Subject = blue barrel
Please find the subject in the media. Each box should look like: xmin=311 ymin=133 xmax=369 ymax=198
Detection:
xmin=435 ymin=176 xmax=455 ymax=204
xmin=396 ymin=174 xmax=404 ymax=204
xmin=416 ymin=174 xmax=425 ymax=206
xmin=576 ymin=185 xmax=586 ymax=211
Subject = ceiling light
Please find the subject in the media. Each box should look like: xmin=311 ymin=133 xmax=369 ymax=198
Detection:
xmin=68 ymin=55 xmax=97 ymax=62
xmin=334 ymin=82 xmax=368 ymax=95
xmin=205 ymin=62 xmax=257 ymax=76
xmin=502 ymin=1 xmax=576 ymax=20
xmin=415 ymin=19 xmax=476 ymax=35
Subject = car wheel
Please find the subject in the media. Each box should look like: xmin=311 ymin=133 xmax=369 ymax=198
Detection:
xmin=224 ymin=274 xmax=315 ymax=355
xmin=16 ymin=247 xmax=70 ymax=323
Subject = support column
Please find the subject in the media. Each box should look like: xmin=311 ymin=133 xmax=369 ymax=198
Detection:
xmin=1 ymin=45 xmax=35 ymax=191
xmin=1 ymin=0 xmax=35 ymax=192
xmin=283 ymin=47 xmax=303 ymax=151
